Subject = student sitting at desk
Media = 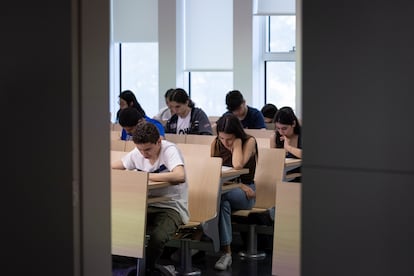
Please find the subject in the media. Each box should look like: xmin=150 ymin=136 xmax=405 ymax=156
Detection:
xmin=165 ymin=88 xmax=213 ymax=135
xmin=116 ymin=90 xmax=165 ymax=140
xmin=111 ymin=122 xmax=189 ymax=275
xmin=270 ymin=106 xmax=302 ymax=181
xmin=270 ymin=106 xmax=302 ymax=158
xmin=210 ymin=113 xmax=258 ymax=271
xmin=117 ymin=107 xmax=153 ymax=141
xmin=224 ymin=90 xmax=266 ymax=129
xmin=261 ymin=103 xmax=278 ymax=123
xmin=153 ymin=88 xmax=175 ymax=125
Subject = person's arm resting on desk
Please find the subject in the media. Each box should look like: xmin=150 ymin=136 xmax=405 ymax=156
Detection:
xmin=111 ymin=159 xmax=125 ymax=170
xmin=111 ymin=155 xmax=185 ymax=184
xmin=149 ymin=165 xmax=185 ymax=184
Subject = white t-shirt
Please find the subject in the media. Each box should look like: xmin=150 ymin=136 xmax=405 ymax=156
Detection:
xmin=176 ymin=112 xmax=191 ymax=134
xmin=153 ymin=106 xmax=172 ymax=122
xmin=121 ymin=140 xmax=189 ymax=224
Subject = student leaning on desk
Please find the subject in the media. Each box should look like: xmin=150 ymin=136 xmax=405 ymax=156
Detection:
xmin=116 ymin=90 xmax=166 ymax=140
xmin=210 ymin=113 xmax=258 ymax=271
xmin=270 ymin=106 xmax=302 ymax=159
xmin=111 ymin=121 xmax=189 ymax=275
xmin=270 ymin=106 xmax=302 ymax=182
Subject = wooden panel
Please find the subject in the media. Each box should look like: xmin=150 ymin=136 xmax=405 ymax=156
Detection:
xmin=176 ymin=143 xmax=211 ymax=158
xmin=245 ymin=129 xmax=274 ymax=139
xmin=253 ymin=148 xmax=286 ymax=209
xmin=184 ymin=156 xmax=222 ymax=222
xmin=208 ymin=116 xmax=220 ymax=124
xmin=272 ymin=181 xmax=301 ymax=276
xmin=164 ymin=133 xmax=186 ymax=144
xmin=111 ymin=150 xmax=128 ymax=163
xmin=111 ymin=130 xmax=121 ymax=140
xmin=124 ymin=140 xmax=135 ymax=152
xmin=111 ymin=169 xmax=148 ymax=258
xmin=112 ymin=123 xmax=123 ymax=131
xmin=256 ymin=137 xmax=271 ymax=148
xmin=111 ymin=139 xmax=126 ymax=151
xmin=185 ymin=134 xmax=216 ymax=145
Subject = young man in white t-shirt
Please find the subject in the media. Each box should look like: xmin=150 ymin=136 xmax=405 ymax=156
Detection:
xmin=111 ymin=122 xmax=189 ymax=274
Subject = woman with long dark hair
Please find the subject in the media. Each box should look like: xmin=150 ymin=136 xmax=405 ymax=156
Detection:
xmin=270 ymin=106 xmax=302 ymax=159
xmin=165 ymin=88 xmax=213 ymax=135
xmin=210 ymin=113 xmax=258 ymax=270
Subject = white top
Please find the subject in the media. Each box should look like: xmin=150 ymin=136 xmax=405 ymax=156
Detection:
xmin=153 ymin=106 xmax=172 ymax=122
xmin=176 ymin=112 xmax=191 ymax=134
xmin=121 ymin=140 xmax=189 ymax=224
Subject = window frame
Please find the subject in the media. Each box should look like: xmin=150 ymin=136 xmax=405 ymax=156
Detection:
xmin=261 ymin=16 xmax=296 ymax=109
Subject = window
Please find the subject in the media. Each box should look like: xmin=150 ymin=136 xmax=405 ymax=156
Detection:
xmin=182 ymin=0 xmax=233 ymax=117
xmin=266 ymin=61 xmax=295 ymax=109
xmin=263 ymin=15 xmax=296 ymax=112
xmin=110 ymin=42 xmax=159 ymax=122
xmin=111 ymin=3 xmax=298 ymax=121
xmin=187 ymin=72 xmax=233 ymax=116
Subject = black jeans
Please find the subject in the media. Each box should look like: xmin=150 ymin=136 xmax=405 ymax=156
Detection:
xmin=145 ymin=206 xmax=182 ymax=272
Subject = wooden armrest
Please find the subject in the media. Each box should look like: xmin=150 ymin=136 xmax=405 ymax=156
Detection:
xmin=285 ymin=172 xmax=302 ymax=181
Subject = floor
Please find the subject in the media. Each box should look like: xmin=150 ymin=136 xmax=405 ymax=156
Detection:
xmin=159 ymin=233 xmax=273 ymax=276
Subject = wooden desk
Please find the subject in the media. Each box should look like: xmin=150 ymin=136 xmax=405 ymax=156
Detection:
xmin=221 ymin=182 xmax=242 ymax=192
xmin=221 ymin=166 xmax=249 ymax=181
xmin=111 ymin=150 xmax=128 ymax=161
xmin=272 ymin=181 xmax=301 ymax=276
xmin=220 ymin=166 xmax=249 ymax=193
xmin=111 ymin=150 xmax=172 ymax=192
xmin=284 ymin=158 xmax=302 ymax=181
xmin=285 ymin=158 xmax=301 ymax=171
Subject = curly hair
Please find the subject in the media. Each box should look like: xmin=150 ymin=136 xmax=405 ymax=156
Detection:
xmin=132 ymin=121 xmax=160 ymax=144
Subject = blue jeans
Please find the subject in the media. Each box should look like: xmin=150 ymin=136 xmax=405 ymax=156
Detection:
xmin=219 ymin=184 xmax=256 ymax=246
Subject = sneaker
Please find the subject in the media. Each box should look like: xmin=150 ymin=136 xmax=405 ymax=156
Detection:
xmin=214 ymin=253 xmax=232 ymax=270
xmin=170 ymin=249 xmax=199 ymax=263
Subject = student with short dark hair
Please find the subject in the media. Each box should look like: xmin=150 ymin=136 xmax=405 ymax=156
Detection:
xmin=260 ymin=103 xmax=278 ymax=123
xmin=117 ymin=107 xmax=145 ymax=138
xmin=165 ymin=88 xmax=213 ymax=135
xmin=116 ymin=90 xmax=165 ymax=140
xmin=224 ymin=90 xmax=266 ymax=129
xmin=111 ymin=122 xmax=189 ymax=275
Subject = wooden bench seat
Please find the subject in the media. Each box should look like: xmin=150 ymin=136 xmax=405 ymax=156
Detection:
xmin=165 ymin=155 xmax=223 ymax=275
xmin=231 ymin=147 xmax=286 ymax=259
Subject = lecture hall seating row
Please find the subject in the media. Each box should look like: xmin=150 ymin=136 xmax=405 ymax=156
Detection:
xmin=110 ymin=126 xmax=301 ymax=274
